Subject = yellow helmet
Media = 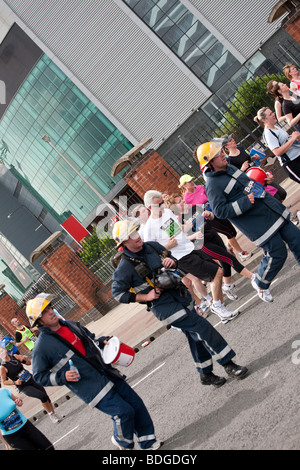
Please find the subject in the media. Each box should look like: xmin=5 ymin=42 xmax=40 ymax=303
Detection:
xmin=26 ymin=294 xmax=54 ymax=327
xmin=196 ymin=141 xmax=223 ymax=169
xmin=112 ymin=219 xmax=140 ymax=247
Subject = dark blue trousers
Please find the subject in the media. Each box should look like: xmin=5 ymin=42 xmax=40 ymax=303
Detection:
xmin=256 ymin=220 xmax=300 ymax=289
xmin=95 ymin=378 xmax=156 ymax=449
xmin=172 ymin=309 xmax=235 ymax=374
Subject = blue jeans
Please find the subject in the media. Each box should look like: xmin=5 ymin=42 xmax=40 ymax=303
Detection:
xmin=172 ymin=309 xmax=235 ymax=374
xmin=95 ymin=378 xmax=156 ymax=449
xmin=256 ymin=220 xmax=300 ymax=289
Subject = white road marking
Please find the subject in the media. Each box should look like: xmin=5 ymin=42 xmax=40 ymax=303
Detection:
xmin=132 ymin=362 xmax=166 ymax=388
xmin=50 ymin=425 xmax=79 ymax=447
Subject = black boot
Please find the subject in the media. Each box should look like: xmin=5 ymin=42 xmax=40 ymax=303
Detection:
xmin=223 ymin=360 xmax=248 ymax=379
xmin=200 ymin=372 xmax=226 ymax=387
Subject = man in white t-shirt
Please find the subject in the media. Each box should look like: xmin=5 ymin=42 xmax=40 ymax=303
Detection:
xmin=143 ymin=190 xmax=239 ymax=324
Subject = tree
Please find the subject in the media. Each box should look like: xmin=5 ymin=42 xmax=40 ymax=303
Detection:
xmin=80 ymin=226 xmax=115 ymax=267
xmin=215 ymin=73 xmax=287 ymax=138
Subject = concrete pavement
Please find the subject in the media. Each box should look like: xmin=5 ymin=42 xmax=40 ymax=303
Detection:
xmin=19 ymin=176 xmax=300 ymax=422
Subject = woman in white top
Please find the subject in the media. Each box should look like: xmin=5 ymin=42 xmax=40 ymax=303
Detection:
xmin=254 ymin=106 xmax=300 ymax=183
xmin=283 ymin=63 xmax=300 ymax=94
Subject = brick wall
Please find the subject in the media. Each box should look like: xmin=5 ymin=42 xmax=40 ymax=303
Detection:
xmin=282 ymin=7 xmax=300 ymax=44
xmin=285 ymin=17 xmax=300 ymax=43
xmin=125 ymin=152 xmax=180 ymax=199
xmin=41 ymin=244 xmax=105 ymax=320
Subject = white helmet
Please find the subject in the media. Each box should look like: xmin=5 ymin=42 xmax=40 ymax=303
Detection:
xmin=112 ymin=219 xmax=140 ymax=247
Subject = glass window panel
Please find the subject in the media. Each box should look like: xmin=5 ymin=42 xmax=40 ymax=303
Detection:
xmin=84 ymin=120 xmax=106 ymax=144
xmin=172 ymin=35 xmax=193 ymax=56
xmin=0 ymin=52 xmax=133 ymax=221
xmin=205 ymin=42 xmax=225 ymax=63
xmin=185 ymin=21 xmax=208 ymax=43
xmin=133 ymin=0 xmax=155 ymax=18
xmin=196 ymin=31 xmax=217 ymax=54
xmin=200 ymin=65 xmax=220 ymax=87
xmin=79 ymin=129 xmax=100 ymax=152
xmin=49 ymin=60 xmax=68 ymax=81
xmin=71 ymin=85 xmax=89 ymax=105
xmin=182 ymin=44 xmax=203 ymax=67
xmin=216 ymin=51 xmax=236 ymax=73
xmin=191 ymin=55 xmax=213 ymax=78
xmin=177 ymin=11 xmax=197 ymax=34
xmin=153 ymin=15 xmax=173 ymax=37
xmin=124 ymin=0 xmax=140 ymax=7
xmin=143 ymin=5 xmax=165 ymax=27
xmin=167 ymin=3 xmax=187 ymax=23
xmin=90 ymin=114 xmax=115 ymax=137
xmin=156 ymin=0 xmax=179 ymax=14
xmin=74 ymin=134 xmax=95 ymax=159
xmin=161 ymin=24 xmax=183 ymax=48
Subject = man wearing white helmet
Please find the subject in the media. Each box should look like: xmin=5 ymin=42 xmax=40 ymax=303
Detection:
xmin=26 ymin=293 xmax=162 ymax=450
xmin=112 ymin=219 xmax=248 ymax=388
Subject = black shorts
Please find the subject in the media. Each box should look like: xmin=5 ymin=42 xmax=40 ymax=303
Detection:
xmin=18 ymin=379 xmax=50 ymax=404
xmin=178 ymin=249 xmax=219 ymax=282
xmin=205 ymin=217 xmax=237 ymax=239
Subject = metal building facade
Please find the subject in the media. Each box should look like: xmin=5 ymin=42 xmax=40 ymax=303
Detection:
xmin=187 ymin=0 xmax=284 ymax=59
xmin=2 ymin=0 xmax=285 ymax=149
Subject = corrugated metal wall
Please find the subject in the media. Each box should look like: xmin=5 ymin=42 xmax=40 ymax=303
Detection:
xmin=3 ymin=0 xmax=287 ymax=149
xmin=187 ymin=0 xmax=286 ymax=58
xmin=3 ymin=0 xmax=209 ymax=149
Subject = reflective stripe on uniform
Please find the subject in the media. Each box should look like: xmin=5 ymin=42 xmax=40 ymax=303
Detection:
xmin=49 ymin=350 xmax=74 ymax=386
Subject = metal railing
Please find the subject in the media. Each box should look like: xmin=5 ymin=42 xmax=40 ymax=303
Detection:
xmin=84 ymin=245 xmax=116 ymax=284
xmin=18 ymin=272 xmax=76 ymax=317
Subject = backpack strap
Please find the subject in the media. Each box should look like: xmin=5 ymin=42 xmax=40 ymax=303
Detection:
xmin=264 ymin=128 xmax=290 ymax=164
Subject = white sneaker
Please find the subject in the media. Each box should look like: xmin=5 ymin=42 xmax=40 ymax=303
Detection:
xmin=210 ymin=303 xmax=239 ymax=324
xmin=111 ymin=435 xmax=132 ymax=450
xmin=239 ymin=251 xmax=251 ymax=260
xmin=49 ymin=412 xmax=63 ymax=424
xmin=145 ymin=440 xmax=164 ymax=450
xmin=200 ymin=297 xmax=213 ymax=312
xmin=222 ymin=284 xmax=238 ymax=300
xmin=251 ymin=277 xmax=273 ymax=302
xmin=195 ymin=304 xmax=209 ymax=318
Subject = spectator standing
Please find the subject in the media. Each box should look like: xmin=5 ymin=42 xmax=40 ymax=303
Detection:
xmin=222 ymin=134 xmax=287 ymax=202
xmin=254 ymin=107 xmax=300 ymax=184
xmin=11 ymin=317 xmax=38 ymax=352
